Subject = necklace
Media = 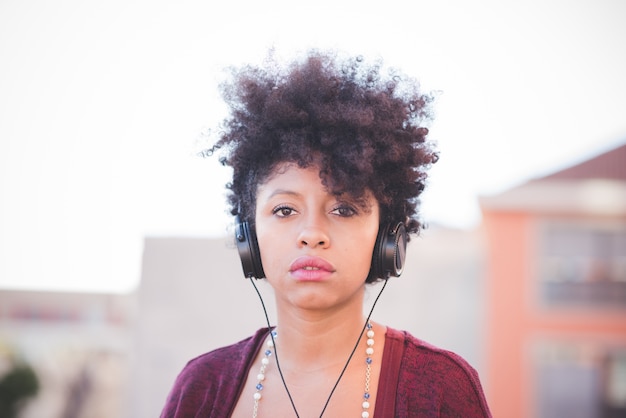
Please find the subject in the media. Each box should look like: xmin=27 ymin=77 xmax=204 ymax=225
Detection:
xmin=251 ymin=323 xmax=375 ymax=418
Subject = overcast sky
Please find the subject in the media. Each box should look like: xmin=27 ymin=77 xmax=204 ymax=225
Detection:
xmin=1 ymin=0 xmax=625 ymax=293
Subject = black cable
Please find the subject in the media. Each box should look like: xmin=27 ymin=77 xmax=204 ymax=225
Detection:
xmin=318 ymin=278 xmax=388 ymax=417
xmin=249 ymin=278 xmax=300 ymax=417
xmin=249 ymin=277 xmax=390 ymax=418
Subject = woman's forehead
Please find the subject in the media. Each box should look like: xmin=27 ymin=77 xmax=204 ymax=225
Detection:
xmin=257 ymin=161 xmax=377 ymax=209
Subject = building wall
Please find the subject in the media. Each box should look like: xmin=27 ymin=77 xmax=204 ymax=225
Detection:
xmin=483 ymin=211 xmax=533 ymax=418
xmin=483 ymin=207 xmax=626 ymax=418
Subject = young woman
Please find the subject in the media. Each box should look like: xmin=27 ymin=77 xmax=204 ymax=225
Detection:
xmin=161 ymin=50 xmax=492 ymax=417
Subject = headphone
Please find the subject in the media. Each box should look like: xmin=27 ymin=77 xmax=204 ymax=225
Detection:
xmin=235 ymin=216 xmax=408 ymax=281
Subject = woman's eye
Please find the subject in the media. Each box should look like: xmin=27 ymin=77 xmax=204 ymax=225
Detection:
xmin=273 ymin=206 xmax=295 ymax=218
xmin=331 ymin=205 xmax=357 ymax=217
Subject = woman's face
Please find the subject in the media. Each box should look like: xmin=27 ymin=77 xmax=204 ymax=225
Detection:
xmin=255 ymin=163 xmax=380 ymax=313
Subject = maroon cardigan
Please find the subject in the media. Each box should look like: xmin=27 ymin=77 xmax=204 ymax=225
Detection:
xmin=161 ymin=327 xmax=492 ymax=417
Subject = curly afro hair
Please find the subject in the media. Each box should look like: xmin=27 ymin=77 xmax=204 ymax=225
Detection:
xmin=209 ymin=50 xmax=438 ymax=238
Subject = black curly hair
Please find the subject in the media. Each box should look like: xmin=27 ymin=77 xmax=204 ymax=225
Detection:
xmin=209 ymin=50 xmax=438 ymax=239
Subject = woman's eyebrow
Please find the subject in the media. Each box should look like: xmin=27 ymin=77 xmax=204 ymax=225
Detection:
xmin=264 ymin=189 xmax=301 ymax=199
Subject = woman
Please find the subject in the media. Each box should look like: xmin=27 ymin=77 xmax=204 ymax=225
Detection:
xmin=161 ymin=50 xmax=491 ymax=417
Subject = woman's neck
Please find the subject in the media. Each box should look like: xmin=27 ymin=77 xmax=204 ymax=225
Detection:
xmin=272 ymin=305 xmax=370 ymax=372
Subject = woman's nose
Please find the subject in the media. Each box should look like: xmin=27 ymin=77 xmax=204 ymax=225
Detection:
xmin=297 ymin=222 xmax=330 ymax=249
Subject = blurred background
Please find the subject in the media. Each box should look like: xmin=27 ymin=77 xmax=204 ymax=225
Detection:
xmin=1 ymin=0 xmax=625 ymax=417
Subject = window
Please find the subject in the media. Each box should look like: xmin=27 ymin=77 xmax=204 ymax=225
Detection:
xmin=534 ymin=341 xmax=626 ymax=418
xmin=539 ymin=221 xmax=626 ymax=308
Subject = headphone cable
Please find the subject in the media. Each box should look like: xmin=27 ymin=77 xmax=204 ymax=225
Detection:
xmin=318 ymin=278 xmax=388 ymax=416
xmin=249 ymin=277 xmax=389 ymax=418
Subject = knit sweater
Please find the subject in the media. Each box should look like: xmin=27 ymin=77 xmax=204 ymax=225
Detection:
xmin=161 ymin=327 xmax=492 ymax=417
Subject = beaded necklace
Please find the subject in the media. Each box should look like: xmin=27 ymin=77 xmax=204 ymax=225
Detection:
xmin=251 ymin=323 xmax=375 ymax=418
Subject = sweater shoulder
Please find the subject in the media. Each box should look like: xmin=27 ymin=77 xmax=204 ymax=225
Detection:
xmin=175 ymin=328 xmax=268 ymax=385
xmin=387 ymin=327 xmax=479 ymax=379
xmin=385 ymin=327 xmax=491 ymax=417
xmin=160 ymin=328 xmax=268 ymax=418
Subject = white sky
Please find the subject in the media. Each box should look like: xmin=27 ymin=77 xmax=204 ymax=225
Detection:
xmin=1 ymin=0 xmax=625 ymax=293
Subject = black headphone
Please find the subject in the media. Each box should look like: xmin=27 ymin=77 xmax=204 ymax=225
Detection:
xmin=235 ymin=216 xmax=407 ymax=281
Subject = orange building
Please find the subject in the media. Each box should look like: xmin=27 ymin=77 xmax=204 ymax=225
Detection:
xmin=480 ymin=143 xmax=626 ymax=418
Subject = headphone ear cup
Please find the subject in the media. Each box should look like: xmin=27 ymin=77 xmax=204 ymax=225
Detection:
xmin=368 ymin=222 xmax=408 ymax=281
xmin=235 ymin=216 xmax=266 ymax=279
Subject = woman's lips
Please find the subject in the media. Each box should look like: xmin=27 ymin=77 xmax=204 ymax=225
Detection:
xmin=289 ymin=256 xmax=335 ymax=281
